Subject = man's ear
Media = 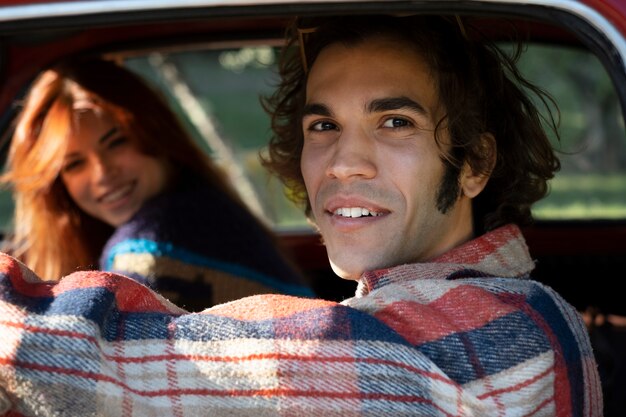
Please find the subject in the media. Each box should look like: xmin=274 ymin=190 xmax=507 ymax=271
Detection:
xmin=460 ymin=132 xmax=496 ymax=198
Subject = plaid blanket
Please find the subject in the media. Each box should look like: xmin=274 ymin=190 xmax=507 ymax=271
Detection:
xmin=0 ymin=225 xmax=602 ymax=416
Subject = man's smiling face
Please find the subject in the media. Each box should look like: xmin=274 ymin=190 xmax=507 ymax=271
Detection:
xmin=301 ymin=36 xmax=478 ymax=279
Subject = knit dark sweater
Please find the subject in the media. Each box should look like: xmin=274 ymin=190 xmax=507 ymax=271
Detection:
xmin=99 ymin=178 xmax=314 ymax=311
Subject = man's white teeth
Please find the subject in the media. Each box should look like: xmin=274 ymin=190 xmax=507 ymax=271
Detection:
xmin=334 ymin=207 xmax=380 ymax=218
xmin=101 ymin=184 xmax=133 ymax=203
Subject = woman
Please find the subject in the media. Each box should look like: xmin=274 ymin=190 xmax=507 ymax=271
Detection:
xmin=0 ymin=58 xmax=313 ymax=310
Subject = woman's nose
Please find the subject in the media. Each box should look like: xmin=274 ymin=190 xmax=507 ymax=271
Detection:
xmin=325 ymin=127 xmax=377 ymax=181
xmin=91 ymin=154 xmax=118 ymax=183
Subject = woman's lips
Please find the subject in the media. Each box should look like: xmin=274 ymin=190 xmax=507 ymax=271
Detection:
xmin=98 ymin=182 xmax=135 ymax=205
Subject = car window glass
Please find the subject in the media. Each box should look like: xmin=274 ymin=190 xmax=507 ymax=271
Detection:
xmin=124 ymin=48 xmax=310 ymax=232
xmin=127 ymin=44 xmax=625 ymax=227
xmin=1 ymin=43 xmax=624 ymax=232
xmin=514 ymin=45 xmax=626 ymax=220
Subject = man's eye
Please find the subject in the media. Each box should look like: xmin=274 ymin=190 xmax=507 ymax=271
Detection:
xmin=382 ymin=117 xmax=411 ymax=128
xmin=310 ymin=121 xmax=338 ymax=131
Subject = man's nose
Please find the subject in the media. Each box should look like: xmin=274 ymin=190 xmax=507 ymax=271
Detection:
xmin=325 ymin=127 xmax=377 ymax=180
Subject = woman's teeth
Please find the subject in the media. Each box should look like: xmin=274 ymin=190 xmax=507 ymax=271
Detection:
xmin=101 ymin=184 xmax=133 ymax=203
xmin=334 ymin=207 xmax=381 ymax=218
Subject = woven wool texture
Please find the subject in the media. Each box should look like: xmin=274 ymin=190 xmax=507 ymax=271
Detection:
xmin=98 ymin=175 xmax=314 ymax=312
xmin=98 ymin=178 xmax=313 ymax=310
xmin=0 ymin=224 xmax=602 ymax=416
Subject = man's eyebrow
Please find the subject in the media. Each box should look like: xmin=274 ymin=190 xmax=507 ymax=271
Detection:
xmin=367 ymin=96 xmax=427 ymax=115
xmin=302 ymin=103 xmax=332 ymax=118
xmin=98 ymin=127 xmax=119 ymax=144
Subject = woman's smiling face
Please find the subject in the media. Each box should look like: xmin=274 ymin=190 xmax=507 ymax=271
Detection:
xmin=60 ymin=108 xmax=171 ymax=227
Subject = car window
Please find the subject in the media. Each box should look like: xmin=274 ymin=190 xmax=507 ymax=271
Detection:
xmin=124 ymin=47 xmax=310 ymax=232
xmin=0 ymin=189 xmax=10 ymax=230
xmin=515 ymin=44 xmax=626 ymax=220
xmin=127 ymin=43 xmax=626 ymax=227
xmin=1 ymin=42 xmax=624 ymax=231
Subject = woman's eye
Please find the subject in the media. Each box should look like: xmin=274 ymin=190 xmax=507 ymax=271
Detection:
xmin=108 ymin=136 xmax=128 ymax=149
xmin=382 ymin=117 xmax=411 ymax=128
xmin=310 ymin=121 xmax=338 ymax=132
xmin=62 ymin=159 xmax=84 ymax=173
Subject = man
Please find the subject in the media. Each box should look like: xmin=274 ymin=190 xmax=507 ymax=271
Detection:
xmin=0 ymin=15 xmax=601 ymax=416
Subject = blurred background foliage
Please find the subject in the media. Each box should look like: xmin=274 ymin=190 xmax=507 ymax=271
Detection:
xmin=516 ymin=45 xmax=626 ymax=219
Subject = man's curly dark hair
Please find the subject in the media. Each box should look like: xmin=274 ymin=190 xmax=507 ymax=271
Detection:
xmin=262 ymin=14 xmax=560 ymax=234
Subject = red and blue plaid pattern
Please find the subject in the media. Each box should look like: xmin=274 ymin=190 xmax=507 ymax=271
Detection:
xmin=0 ymin=225 xmax=602 ymax=416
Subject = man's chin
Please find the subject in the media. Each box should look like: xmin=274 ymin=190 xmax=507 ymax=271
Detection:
xmin=329 ymin=259 xmax=365 ymax=281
